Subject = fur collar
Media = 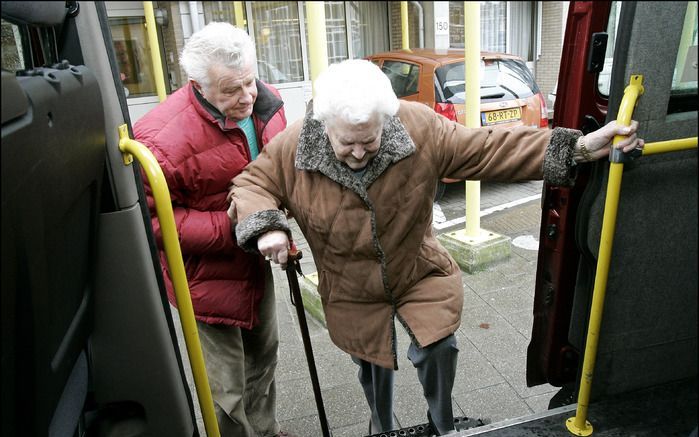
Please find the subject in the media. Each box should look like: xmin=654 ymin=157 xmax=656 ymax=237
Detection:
xmin=295 ymin=110 xmax=416 ymax=197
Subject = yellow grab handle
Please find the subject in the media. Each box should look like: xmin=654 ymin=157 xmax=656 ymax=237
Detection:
xmin=566 ymin=75 xmax=644 ymax=436
xmin=118 ymin=124 xmax=220 ymax=437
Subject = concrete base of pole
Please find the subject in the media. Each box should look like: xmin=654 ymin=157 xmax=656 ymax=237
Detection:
xmin=437 ymin=228 xmax=511 ymax=273
xmin=298 ymin=272 xmax=327 ymax=327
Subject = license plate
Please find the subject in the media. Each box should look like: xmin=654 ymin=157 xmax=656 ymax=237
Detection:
xmin=481 ymin=107 xmax=522 ymax=126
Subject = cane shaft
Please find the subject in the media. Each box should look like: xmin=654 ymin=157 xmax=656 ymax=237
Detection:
xmin=286 ymin=253 xmax=331 ymax=437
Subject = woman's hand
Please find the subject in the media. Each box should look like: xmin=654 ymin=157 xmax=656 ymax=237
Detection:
xmin=257 ymin=230 xmax=290 ymax=268
xmin=576 ymin=120 xmax=645 ymax=162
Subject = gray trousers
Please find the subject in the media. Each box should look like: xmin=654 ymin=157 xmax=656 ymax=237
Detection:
xmin=352 ymin=334 xmax=459 ymax=435
xmin=196 ymin=265 xmax=279 ymax=437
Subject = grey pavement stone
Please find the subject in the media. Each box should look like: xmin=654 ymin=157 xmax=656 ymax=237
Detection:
xmin=524 ymin=391 xmax=557 ymax=414
xmin=495 ymin=354 xmax=558 ymax=400
xmin=506 ymin=308 xmax=536 ymax=339
xmin=453 ymin=339 xmax=506 ymax=393
xmin=393 ymin=383 xmax=431 ymax=428
xmin=480 ymin=286 xmax=536 ymax=317
xmin=458 ymin=305 xmax=530 ymax=369
xmin=453 ymin=382 xmax=534 ymax=425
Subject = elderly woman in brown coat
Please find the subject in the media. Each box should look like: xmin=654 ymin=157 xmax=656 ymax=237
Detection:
xmin=227 ymin=59 xmax=643 ymax=435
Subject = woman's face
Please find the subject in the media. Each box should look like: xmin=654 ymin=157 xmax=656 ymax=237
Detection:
xmin=325 ymin=115 xmax=384 ymax=170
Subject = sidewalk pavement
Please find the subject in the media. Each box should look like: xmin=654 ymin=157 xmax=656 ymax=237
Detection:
xmin=177 ymin=180 xmax=558 ymax=436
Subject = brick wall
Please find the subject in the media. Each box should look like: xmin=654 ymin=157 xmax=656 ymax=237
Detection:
xmin=389 ymin=2 xmax=420 ymax=51
xmin=535 ymin=1 xmax=565 ymax=111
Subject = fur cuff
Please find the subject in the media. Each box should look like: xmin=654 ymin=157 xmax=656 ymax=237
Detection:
xmin=543 ymin=127 xmax=582 ymax=186
xmin=235 ymin=209 xmax=290 ymax=253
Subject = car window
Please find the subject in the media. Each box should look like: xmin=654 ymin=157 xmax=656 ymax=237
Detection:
xmin=434 ymin=59 xmax=537 ymax=104
xmin=381 ymin=60 xmax=419 ymax=97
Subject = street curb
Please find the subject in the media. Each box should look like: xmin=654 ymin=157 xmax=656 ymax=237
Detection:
xmin=298 ymin=272 xmax=326 ymax=327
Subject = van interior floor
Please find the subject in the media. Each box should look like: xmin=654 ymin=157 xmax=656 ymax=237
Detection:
xmin=457 ymin=377 xmax=697 ymax=436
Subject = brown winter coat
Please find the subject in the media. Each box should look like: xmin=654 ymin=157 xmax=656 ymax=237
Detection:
xmin=231 ymin=100 xmax=580 ymax=369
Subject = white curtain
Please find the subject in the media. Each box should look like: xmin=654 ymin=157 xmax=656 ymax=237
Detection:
xmin=509 ymin=1 xmax=536 ymax=60
xmin=348 ymin=1 xmax=389 ymax=59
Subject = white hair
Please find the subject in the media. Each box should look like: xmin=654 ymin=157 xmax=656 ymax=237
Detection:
xmin=312 ymin=59 xmax=399 ymax=125
xmin=180 ymin=22 xmax=256 ymax=91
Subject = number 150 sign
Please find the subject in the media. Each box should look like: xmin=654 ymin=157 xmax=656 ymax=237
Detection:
xmin=435 ymin=18 xmax=449 ymax=36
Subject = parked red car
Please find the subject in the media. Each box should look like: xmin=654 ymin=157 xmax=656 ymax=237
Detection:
xmin=366 ymin=48 xmax=549 ymax=130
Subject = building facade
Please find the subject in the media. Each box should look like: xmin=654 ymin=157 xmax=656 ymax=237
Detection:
xmin=102 ymin=1 xmax=567 ymax=124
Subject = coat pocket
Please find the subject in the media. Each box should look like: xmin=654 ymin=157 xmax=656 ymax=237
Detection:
xmin=414 ymin=242 xmax=453 ymax=278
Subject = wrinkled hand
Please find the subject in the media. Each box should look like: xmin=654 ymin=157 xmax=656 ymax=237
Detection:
xmin=579 ymin=120 xmax=645 ymax=161
xmin=227 ymin=199 xmax=237 ymax=225
xmin=258 ymin=230 xmax=290 ymax=268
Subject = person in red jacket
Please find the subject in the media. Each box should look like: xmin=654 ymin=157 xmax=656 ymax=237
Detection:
xmin=133 ymin=22 xmax=292 ymax=437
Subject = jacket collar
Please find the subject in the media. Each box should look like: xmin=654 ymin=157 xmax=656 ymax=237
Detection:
xmin=190 ymin=80 xmax=284 ymax=131
xmin=295 ymin=109 xmax=415 ymax=195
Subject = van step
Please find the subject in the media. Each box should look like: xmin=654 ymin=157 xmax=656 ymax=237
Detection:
xmin=366 ymin=416 xmax=486 ymax=437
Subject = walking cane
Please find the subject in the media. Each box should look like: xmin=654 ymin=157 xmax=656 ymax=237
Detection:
xmin=284 ymin=247 xmax=332 ymax=437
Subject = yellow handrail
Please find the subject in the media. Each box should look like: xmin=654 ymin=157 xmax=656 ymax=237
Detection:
xmin=643 ymin=137 xmax=697 ymax=155
xmin=566 ymin=75 xmax=645 ymax=436
xmin=143 ymin=2 xmax=167 ymax=102
xmin=118 ymin=124 xmax=220 ymax=437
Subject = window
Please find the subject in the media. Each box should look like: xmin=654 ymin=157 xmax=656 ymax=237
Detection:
xmin=347 ymin=1 xmax=389 ymax=58
xmin=382 ymin=61 xmax=419 ymax=97
xmin=250 ymin=1 xmax=304 ymax=84
xmin=448 ymin=1 xmax=507 ymax=52
xmin=601 ymin=2 xmax=697 ymax=113
xmin=1 ymin=17 xmax=58 ymax=70
xmin=202 ymin=2 xmax=247 ymax=30
xmin=1 ymin=19 xmax=25 ymax=71
xmin=435 ymin=59 xmax=537 ymax=103
xmin=669 ymin=1 xmax=697 ymax=114
xmin=323 ymin=1 xmax=349 ymax=65
xmin=109 ymin=17 xmax=158 ymax=98
xmin=302 ymin=1 xmax=349 ymax=69
xmin=598 ymin=1 xmax=620 ymax=97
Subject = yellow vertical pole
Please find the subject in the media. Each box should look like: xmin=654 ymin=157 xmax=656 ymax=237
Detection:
xmin=464 ymin=1 xmax=481 ymax=237
xmin=118 ymin=126 xmax=220 ymax=437
xmin=233 ymin=1 xmax=246 ymax=29
xmin=143 ymin=1 xmax=167 ymax=102
xmin=401 ymin=2 xmax=410 ymax=50
xmin=306 ymin=2 xmax=329 ymax=94
xmin=566 ymin=75 xmax=644 ymax=436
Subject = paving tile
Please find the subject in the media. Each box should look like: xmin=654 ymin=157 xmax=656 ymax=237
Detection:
xmin=278 ymin=414 xmax=322 ymax=437
xmin=453 ymin=338 xmax=507 ymax=392
xmin=480 ymin=285 xmax=537 ymax=317
xmin=462 ymin=268 xmax=515 ymax=296
xmin=458 ymin=305 xmax=530 ymax=368
xmin=524 ymin=390 xmax=560 ymax=414
xmin=494 ymin=354 xmax=559 ymax=399
xmin=506 ymin=308 xmax=535 ymax=339
xmin=452 ymin=382 xmax=534 ymax=425
xmin=393 ymin=383 xmax=431 ymax=429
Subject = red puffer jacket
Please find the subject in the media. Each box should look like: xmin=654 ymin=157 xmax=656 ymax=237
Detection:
xmin=134 ymin=81 xmax=286 ymax=328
